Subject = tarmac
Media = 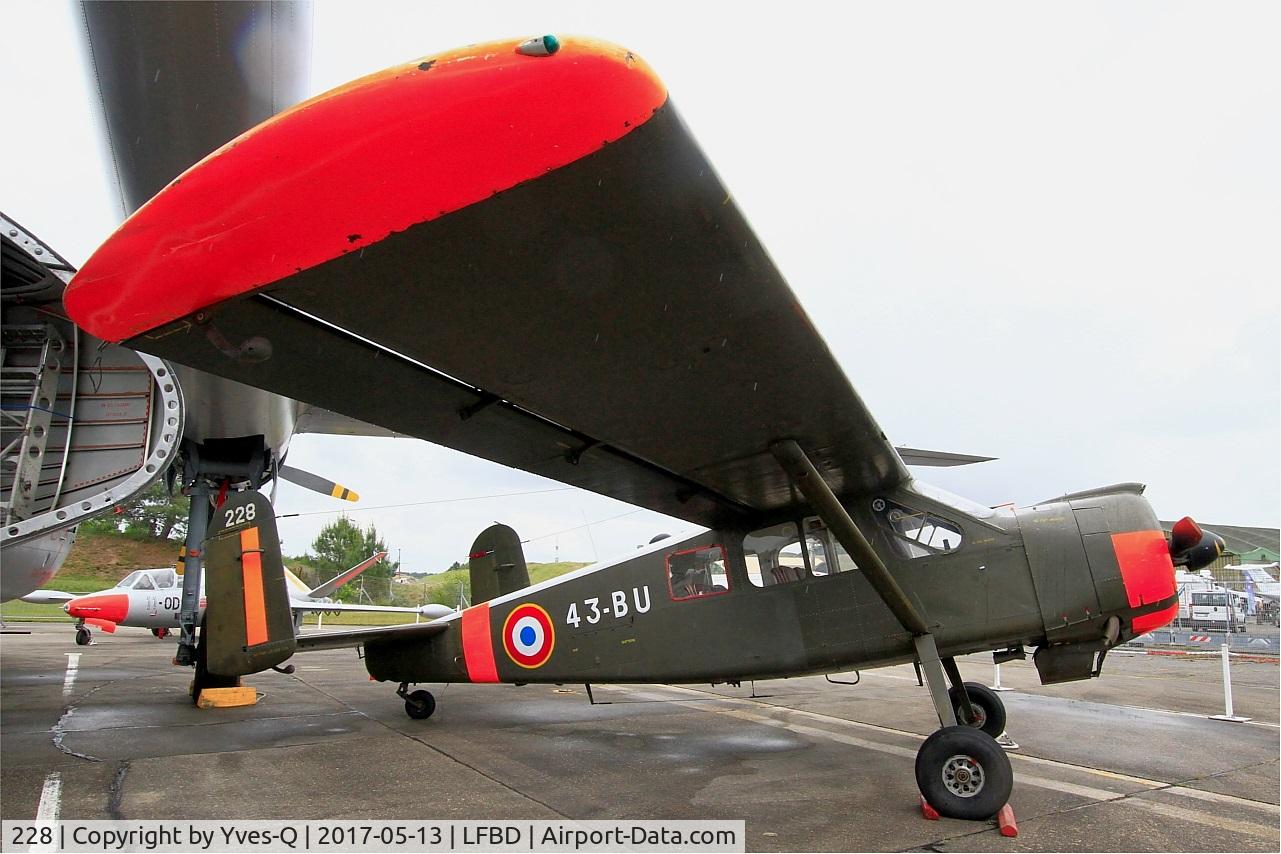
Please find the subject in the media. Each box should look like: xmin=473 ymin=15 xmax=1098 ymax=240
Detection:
xmin=1 ymin=624 xmax=1278 ymax=852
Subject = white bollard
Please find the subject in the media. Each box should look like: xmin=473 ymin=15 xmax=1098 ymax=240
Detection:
xmin=317 ymin=612 xmax=323 ymax=629
xmin=989 ymin=662 xmax=1013 ymax=692
xmin=1210 ymin=642 xmax=1251 ymax=722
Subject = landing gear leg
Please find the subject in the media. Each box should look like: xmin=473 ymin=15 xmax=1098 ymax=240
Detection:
xmin=75 ymin=625 xmax=91 ymax=646
xmin=913 ymin=635 xmax=1011 ymax=819
xmin=175 ymin=477 xmax=212 ymax=667
xmin=396 ymin=682 xmax=436 ymax=720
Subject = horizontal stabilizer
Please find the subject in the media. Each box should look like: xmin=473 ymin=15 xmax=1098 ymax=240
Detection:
xmin=295 ymin=621 xmax=447 ymax=653
xmin=894 ymin=447 xmax=996 ymax=467
xmin=278 ymin=465 xmax=359 ymax=502
xmin=307 ymin=551 xmax=385 ymax=599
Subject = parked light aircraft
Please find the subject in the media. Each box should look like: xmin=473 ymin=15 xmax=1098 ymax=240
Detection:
xmin=26 ymin=553 xmax=450 ymax=645
xmin=1239 ymin=565 xmax=1281 ymax=603
xmin=60 ymin=34 xmax=1226 ymax=821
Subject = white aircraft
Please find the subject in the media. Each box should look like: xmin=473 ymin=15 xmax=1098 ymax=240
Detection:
xmin=1239 ymin=564 xmax=1280 ymax=603
xmin=27 ymin=552 xmax=450 ymax=646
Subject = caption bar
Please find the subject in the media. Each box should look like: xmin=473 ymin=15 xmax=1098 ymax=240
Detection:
xmin=3 ymin=820 xmax=745 ymax=853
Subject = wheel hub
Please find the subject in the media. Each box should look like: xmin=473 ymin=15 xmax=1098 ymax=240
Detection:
xmin=942 ymin=754 xmax=985 ymax=798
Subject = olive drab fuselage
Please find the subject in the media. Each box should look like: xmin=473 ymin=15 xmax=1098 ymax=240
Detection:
xmin=363 ymin=483 xmax=1175 ymax=688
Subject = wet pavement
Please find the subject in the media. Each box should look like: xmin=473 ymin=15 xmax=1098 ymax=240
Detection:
xmin=2 ymin=624 xmax=1277 ymax=851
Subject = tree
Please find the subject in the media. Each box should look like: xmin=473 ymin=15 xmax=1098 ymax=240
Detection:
xmin=79 ymin=481 xmax=189 ymax=541
xmin=309 ymin=516 xmax=399 ymax=603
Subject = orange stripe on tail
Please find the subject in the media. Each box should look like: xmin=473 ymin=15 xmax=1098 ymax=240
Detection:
xmin=240 ymin=527 xmax=269 ymax=647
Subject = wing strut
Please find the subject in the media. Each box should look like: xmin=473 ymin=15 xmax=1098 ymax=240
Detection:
xmin=769 ymin=439 xmax=958 ymax=727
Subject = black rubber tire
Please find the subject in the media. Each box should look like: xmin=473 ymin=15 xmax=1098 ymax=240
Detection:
xmin=915 ymin=726 xmax=1013 ymax=821
xmin=949 ymin=681 xmax=1007 ymax=738
xmin=404 ymin=689 xmax=436 ymax=720
xmin=75 ymin=627 xmax=91 ymax=646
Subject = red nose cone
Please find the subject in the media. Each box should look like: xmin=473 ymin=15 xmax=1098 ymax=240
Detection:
xmin=1171 ymin=516 xmax=1203 ymax=552
xmin=65 ymin=593 xmax=129 ymax=624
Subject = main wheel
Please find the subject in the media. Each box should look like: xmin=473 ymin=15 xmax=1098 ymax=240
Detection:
xmin=949 ymin=681 xmax=1006 ymax=738
xmin=75 ymin=626 xmax=91 ymax=646
xmin=915 ymin=726 xmax=1013 ymax=821
xmin=152 ymin=627 xmax=170 ymax=639
xmin=404 ymin=689 xmax=436 ymax=720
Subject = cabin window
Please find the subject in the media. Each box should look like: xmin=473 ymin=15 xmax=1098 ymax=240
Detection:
xmin=743 ymin=522 xmax=809 ymax=587
xmin=873 ymin=498 xmax=963 ymax=558
xmin=666 ymin=545 xmax=730 ymax=601
xmin=801 ymin=516 xmax=858 ymax=576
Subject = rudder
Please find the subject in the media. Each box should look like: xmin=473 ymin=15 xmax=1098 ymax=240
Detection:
xmin=468 ymin=523 xmax=530 ymax=604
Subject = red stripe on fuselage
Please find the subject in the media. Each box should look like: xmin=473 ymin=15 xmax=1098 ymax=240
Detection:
xmin=1112 ymin=530 xmax=1178 ymax=633
xmin=460 ymin=604 xmax=500 ymax=683
xmin=65 ymin=37 xmax=667 ymax=342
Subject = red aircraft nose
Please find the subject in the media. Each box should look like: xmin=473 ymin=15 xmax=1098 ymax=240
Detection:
xmin=1111 ymin=530 xmax=1178 ymax=633
xmin=65 ymin=593 xmax=129 ymax=624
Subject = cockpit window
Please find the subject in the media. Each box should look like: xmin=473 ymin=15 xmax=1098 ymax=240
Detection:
xmin=153 ymin=569 xmax=177 ymax=589
xmin=666 ymin=545 xmax=730 ymax=601
xmin=116 ymin=571 xmax=143 ymax=589
xmin=132 ymin=573 xmax=155 ymax=590
xmin=873 ymin=498 xmax=963 ymax=559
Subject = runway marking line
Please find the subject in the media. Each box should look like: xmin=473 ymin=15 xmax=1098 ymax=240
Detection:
xmin=608 ymin=684 xmax=1279 ymax=840
xmin=35 ymin=771 xmax=61 ymax=821
xmin=61 ymin=653 xmax=80 ymax=698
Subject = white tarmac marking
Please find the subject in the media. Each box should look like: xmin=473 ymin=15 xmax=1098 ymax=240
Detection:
xmin=864 ymin=669 xmax=1281 ymax=729
xmin=615 ymin=684 xmax=1279 ymax=840
xmin=35 ymin=771 xmax=61 ymax=821
xmin=34 ymin=772 xmax=61 ymax=852
xmin=61 ymin=653 xmax=80 ymax=697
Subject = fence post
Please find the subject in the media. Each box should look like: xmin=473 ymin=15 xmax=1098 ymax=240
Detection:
xmin=1210 ymin=642 xmax=1251 ymax=722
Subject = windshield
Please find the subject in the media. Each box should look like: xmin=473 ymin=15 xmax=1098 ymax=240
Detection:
xmin=115 ymin=571 xmax=143 ymax=588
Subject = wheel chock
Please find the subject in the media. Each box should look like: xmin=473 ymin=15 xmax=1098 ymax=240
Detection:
xmin=996 ymin=803 xmax=1018 ymax=837
xmin=195 ymin=686 xmax=259 ymax=709
xmin=919 ymin=795 xmax=940 ymax=821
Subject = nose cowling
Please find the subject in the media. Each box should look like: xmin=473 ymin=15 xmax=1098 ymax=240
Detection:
xmin=64 ymin=593 xmax=129 ymax=624
xmin=1169 ymin=516 xmax=1225 ymax=571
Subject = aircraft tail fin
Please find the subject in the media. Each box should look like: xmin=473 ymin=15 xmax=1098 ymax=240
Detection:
xmin=202 ymin=492 xmax=298 ymax=676
xmin=307 ymin=551 xmax=387 ymax=600
xmin=468 ymin=524 xmax=530 ymax=605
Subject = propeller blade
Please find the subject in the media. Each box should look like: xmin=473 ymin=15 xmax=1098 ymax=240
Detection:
xmin=278 ymin=465 xmax=359 ymax=502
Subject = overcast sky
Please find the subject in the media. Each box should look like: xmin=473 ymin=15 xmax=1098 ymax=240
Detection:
xmin=4 ymin=2 xmax=1277 ymax=572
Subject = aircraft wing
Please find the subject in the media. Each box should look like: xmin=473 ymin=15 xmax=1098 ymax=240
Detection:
xmin=294 ymin=621 xmax=448 ymax=653
xmin=65 ymin=37 xmax=908 ymax=529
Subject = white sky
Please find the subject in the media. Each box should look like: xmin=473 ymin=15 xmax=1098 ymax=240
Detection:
xmin=3 ymin=2 xmax=1278 ymax=572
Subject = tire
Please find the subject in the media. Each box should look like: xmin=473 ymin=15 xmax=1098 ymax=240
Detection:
xmin=948 ymin=681 xmax=1006 ymax=738
xmin=404 ymin=689 xmax=436 ymax=720
xmin=75 ymin=627 xmax=91 ymax=646
xmin=915 ymin=726 xmax=1013 ymax=821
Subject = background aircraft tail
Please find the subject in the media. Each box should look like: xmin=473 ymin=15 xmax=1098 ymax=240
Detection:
xmin=307 ymin=551 xmax=387 ymax=600
xmin=468 ymin=524 xmax=530 ymax=604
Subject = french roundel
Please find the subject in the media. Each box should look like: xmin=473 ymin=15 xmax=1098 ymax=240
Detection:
xmin=502 ymin=603 xmax=555 ymax=669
